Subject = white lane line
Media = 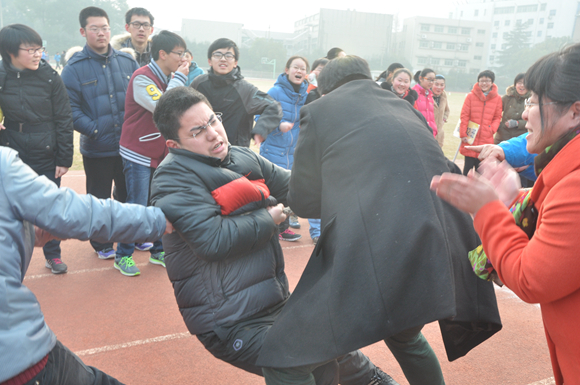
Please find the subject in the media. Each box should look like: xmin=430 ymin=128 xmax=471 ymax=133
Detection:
xmin=75 ymin=332 xmax=191 ymax=357
xmin=281 ymin=244 xmax=314 ymax=250
xmin=527 ymin=377 xmax=555 ymax=385
xmin=24 ymin=263 xmax=149 ymax=281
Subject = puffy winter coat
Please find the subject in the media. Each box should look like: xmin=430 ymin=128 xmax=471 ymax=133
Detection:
xmin=150 ymin=146 xmax=291 ymax=335
xmin=413 ymin=84 xmax=437 ymax=137
xmin=0 ymin=60 xmax=73 ymax=173
xmin=186 ymin=61 xmax=205 ymax=86
xmin=494 ymin=85 xmax=531 ymax=144
xmin=61 ymin=45 xmax=138 ymax=158
xmin=459 ymin=83 xmax=503 ymax=158
xmin=259 ymin=74 xmax=308 ymax=169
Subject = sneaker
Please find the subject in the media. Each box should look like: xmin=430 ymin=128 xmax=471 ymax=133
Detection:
xmin=114 ymin=256 xmax=140 ymax=276
xmin=45 ymin=258 xmax=68 ymax=274
xmin=96 ymin=248 xmax=115 ymax=260
xmin=149 ymin=251 xmax=166 ymax=267
xmin=289 ymin=215 xmax=301 ymax=229
xmin=135 ymin=242 xmax=153 ymax=251
xmin=279 ymin=229 xmax=302 ymax=242
xmin=368 ymin=368 xmax=400 ymax=385
xmin=312 ymin=236 xmax=319 ymax=244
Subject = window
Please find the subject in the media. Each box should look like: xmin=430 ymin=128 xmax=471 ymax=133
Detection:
xmin=494 ymin=20 xmax=500 ymax=26
xmin=549 ymin=10 xmax=556 ymax=16
xmin=474 ymin=9 xmax=479 ymax=16
xmin=460 ymin=44 xmax=469 ymax=51
xmin=539 ymin=18 xmax=544 ymax=24
xmin=421 ymin=24 xmax=430 ymax=32
xmin=474 ymin=55 xmax=482 ymax=60
xmin=458 ymin=60 xmax=467 ymax=67
xmin=433 ymin=41 xmax=442 ymax=49
xmin=419 ymin=41 xmax=429 ymax=48
xmin=431 ymin=58 xmax=440 ymax=65
xmin=489 ymin=55 xmax=495 ymax=61
xmin=491 ymin=44 xmax=496 ymax=50
xmin=434 ymin=25 xmax=444 ymax=33
xmin=477 ymin=29 xmax=486 ymax=34
xmin=492 ymin=32 xmax=498 ymax=38
xmin=516 ymin=4 xmax=538 ymax=12
xmin=540 ymin=3 xmax=547 ymax=11
xmin=476 ymin=42 xmax=484 ymax=47
xmin=537 ymin=31 xmax=542 ymax=37
xmin=418 ymin=57 xmax=428 ymax=65
xmin=446 ymin=43 xmax=456 ymax=49
xmin=461 ymin=28 xmax=471 ymax=35
xmin=505 ymin=20 xmax=511 ymax=26
xmin=503 ymin=32 xmax=509 ymax=38
xmin=444 ymin=59 xmax=454 ymax=66
xmin=527 ymin=19 xmax=534 ymax=25
xmin=547 ymin=22 xmax=554 ymax=29
xmin=448 ymin=27 xmax=458 ymax=34
xmin=494 ymin=6 xmax=515 ymax=14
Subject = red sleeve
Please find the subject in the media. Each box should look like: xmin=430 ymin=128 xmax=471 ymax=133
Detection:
xmin=474 ymin=174 xmax=580 ymax=304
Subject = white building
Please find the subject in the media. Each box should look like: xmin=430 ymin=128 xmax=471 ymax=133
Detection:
xmin=450 ymin=0 xmax=580 ymax=67
xmin=398 ymin=16 xmax=492 ymax=75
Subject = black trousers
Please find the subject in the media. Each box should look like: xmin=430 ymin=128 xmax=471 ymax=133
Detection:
xmin=462 ymin=156 xmax=481 ymax=176
xmin=82 ymin=155 xmax=127 ymax=251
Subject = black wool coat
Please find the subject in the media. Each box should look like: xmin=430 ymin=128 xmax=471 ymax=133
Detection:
xmin=257 ymin=79 xmax=502 ymax=368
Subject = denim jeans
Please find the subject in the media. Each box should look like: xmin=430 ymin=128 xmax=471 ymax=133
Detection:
xmin=116 ymin=158 xmax=162 ymax=259
xmin=38 ymin=170 xmax=61 ymax=261
xmin=308 ymin=218 xmax=321 ymax=239
xmin=24 ymin=340 xmax=123 ymax=385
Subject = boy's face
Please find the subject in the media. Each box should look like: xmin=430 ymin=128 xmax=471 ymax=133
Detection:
xmin=125 ymin=14 xmax=154 ymax=45
xmin=208 ymin=47 xmax=237 ymax=75
xmin=81 ymin=16 xmax=110 ymax=54
xmin=167 ymin=102 xmax=229 ymax=161
xmin=163 ymin=45 xmax=187 ymax=73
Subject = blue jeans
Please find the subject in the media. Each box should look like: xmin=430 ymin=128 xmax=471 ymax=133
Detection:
xmin=24 ymin=340 xmax=123 ymax=385
xmin=308 ymin=218 xmax=321 ymax=239
xmin=116 ymin=159 xmax=163 ymax=259
xmin=39 ymin=169 xmax=62 ymax=261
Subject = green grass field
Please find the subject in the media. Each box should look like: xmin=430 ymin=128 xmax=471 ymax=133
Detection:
xmin=70 ymin=79 xmax=468 ymax=170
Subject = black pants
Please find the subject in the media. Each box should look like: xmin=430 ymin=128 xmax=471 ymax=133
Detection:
xmin=83 ymin=155 xmax=127 ymax=251
xmin=24 ymin=340 xmax=123 ymax=385
xmin=197 ymin=302 xmax=376 ymax=385
xmin=38 ymin=170 xmax=62 ymax=261
xmin=462 ymin=156 xmax=481 ymax=176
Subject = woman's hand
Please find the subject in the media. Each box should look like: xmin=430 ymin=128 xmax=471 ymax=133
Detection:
xmin=466 ymin=144 xmax=505 ymax=162
xmin=477 ymin=159 xmax=521 ymax=207
xmin=461 ymin=137 xmax=469 ymax=143
xmin=279 ymin=122 xmax=293 ymax=133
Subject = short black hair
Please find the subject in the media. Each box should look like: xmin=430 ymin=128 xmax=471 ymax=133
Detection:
xmin=151 ymin=30 xmax=186 ymax=61
xmin=125 ymin=7 xmax=154 ymax=25
xmin=79 ymin=7 xmax=109 ymax=29
xmin=154 ymin=87 xmax=212 ymax=141
xmin=318 ymin=55 xmax=372 ymax=95
xmin=513 ymin=73 xmax=525 ymax=87
xmin=311 ymin=58 xmax=329 ymax=72
xmin=387 ymin=62 xmax=404 ymax=73
xmin=326 ymin=47 xmax=345 ymax=60
xmin=207 ymin=38 xmax=239 ymax=60
xmin=0 ymin=24 xmax=42 ymax=64
xmin=477 ymin=69 xmax=495 ymax=83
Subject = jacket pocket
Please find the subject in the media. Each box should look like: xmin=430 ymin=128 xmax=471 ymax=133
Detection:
xmin=80 ymin=78 xmax=98 ymax=103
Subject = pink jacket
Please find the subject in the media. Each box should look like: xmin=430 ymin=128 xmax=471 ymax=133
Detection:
xmin=413 ymin=84 xmax=437 ymax=137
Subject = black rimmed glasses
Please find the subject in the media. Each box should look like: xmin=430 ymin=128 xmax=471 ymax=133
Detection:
xmin=19 ymin=47 xmax=45 ymax=55
xmin=211 ymin=52 xmax=236 ymax=61
xmin=129 ymin=22 xmax=152 ymax=30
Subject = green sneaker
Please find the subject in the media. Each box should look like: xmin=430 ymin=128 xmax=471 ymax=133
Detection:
xmin=149 ymin=251 xmax=166 ymax=267
xmin=114 ymin=256 xmax=140 ymax=276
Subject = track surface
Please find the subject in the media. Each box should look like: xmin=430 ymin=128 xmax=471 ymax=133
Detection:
xmin=25 ymin=170 xmax=555 ymax=385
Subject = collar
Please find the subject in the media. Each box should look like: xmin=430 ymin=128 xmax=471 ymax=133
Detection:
xmin=208 ymin=66 xmax=243 ymax=86
xmin=86 ymin=44 xmax=112 ymax=59
xmin=168 ymin=145 xmax=232 ymax=167
xmin=149 ymin=60 xmax=171 ymax=84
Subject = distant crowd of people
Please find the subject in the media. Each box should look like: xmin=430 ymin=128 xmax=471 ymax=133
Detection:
xmin=0 ymin=4 xmax=579 ymax=385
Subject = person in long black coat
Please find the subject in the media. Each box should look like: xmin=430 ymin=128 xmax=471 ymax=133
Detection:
xmin=257 ymin=56 xmax=502 ymax=384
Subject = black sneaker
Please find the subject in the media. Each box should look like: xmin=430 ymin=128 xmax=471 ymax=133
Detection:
xmin=45 ymin=258 xmax=68 ymax=274
xmin=278 ymin=229 xmax=302 ymax=242
xmin=368 ymin=368 xmax=399 ymax=385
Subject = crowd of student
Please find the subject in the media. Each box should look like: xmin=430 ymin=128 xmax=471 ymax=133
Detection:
xmin=0 ymin=4 xmax=579 ymax=385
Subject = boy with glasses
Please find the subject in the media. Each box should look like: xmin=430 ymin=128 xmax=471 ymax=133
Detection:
xmin=112 ymin=7 xmax=155 ymax=67
xmin=116 ymin=30 xmax=189 ymax=276
xmin=191 ymin=38 xmax=282 ymax=147
xmin=61 ymin=6 xmax=139 ymax=264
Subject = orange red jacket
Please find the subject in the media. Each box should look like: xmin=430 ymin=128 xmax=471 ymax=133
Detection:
xmin=459 ymin=83 xmax=503 ymax=158
xmin=474 ymin=134 xmax=580 ymax=385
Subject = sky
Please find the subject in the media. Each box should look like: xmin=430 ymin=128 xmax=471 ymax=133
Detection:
xmin=127 ymin=0 xmax=460 ymax=34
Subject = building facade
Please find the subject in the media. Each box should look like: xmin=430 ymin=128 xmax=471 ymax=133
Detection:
xmin=398 ymin=16 xmax=492 ymax=75
xmin=450 ymin=0 xmax=580 ymax=67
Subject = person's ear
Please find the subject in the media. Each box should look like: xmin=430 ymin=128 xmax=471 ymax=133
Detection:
xmin=570 ymin=101 xmax=580 ymax=123
xmin=80 ymin=27 xmax=87 ymax=38
xmin=166 ymin=139 xmax=180 ymax=149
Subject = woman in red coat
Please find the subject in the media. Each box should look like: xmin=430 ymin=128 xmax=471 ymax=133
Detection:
xmin=459 ymin=70 xmax=503 ymax=175
xmin=432 ymin=42 xmax=580 ymax=385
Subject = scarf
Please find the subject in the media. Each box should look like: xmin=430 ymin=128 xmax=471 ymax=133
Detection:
xmin=468 ymin=125 xmax=580 ymax=284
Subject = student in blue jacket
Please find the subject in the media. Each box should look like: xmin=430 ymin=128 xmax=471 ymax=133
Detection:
xmin=257 ymin=56 xmax=310 ymax=242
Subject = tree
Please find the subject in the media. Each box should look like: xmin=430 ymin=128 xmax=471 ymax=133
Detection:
xmin=496 ymin=20 xmax=531 ymax=76
xmin=1 ymin=0 xmax=129 ymax=54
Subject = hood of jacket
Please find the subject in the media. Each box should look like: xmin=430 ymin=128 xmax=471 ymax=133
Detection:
xmin=207 ymin=66 xmax=244 ymax=87
xmin=65 ymin=46 xmax=83 ymax=62
xmin=505 ymin=84 xmax=531 ymax=100
xmin=471 ymin=82 xmax=499 ymax=102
